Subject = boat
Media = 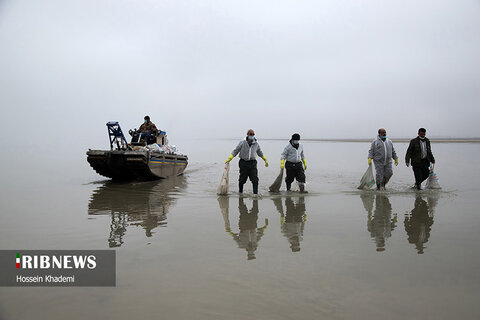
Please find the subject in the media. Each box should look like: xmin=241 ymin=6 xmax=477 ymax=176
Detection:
xmin=87 ymin=122 xmax=188 ymax=180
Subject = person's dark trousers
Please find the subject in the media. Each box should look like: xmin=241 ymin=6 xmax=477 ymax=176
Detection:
xmin=412 ymin=159 xmax=430 ymax=189
xmin=238 ymin=159 xmax=259 ymax=194
xmin=285 ymin=161 xmax=306 ymax=190
xmin=139 ymin=132 xmax=151 ymax=142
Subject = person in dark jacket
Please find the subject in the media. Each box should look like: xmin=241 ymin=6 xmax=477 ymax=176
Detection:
xmin=138 ymin=115 xmax=158 ymax=144
xmin=405 ymin=128 xmax=435 ymax=190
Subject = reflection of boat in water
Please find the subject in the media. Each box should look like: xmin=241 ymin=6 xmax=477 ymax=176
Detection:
xmin=88 ymin=176 xmax=187 ymax=247
xmin=87 ymin=122 xmax=188 ymax=180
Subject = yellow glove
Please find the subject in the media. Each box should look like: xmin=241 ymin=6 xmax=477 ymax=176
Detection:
xmin=368 ymin=158 xmax=372 ymax=166
xmin=280 ymin=159 xmax=285 ymax=169
xmin=225 ymin=154 xmax=234 ymax=163
xmin=394 ymin=158 xmax=399 ymax=166
xmin=262 ymin=155 xmax=269 ymax=167
xmin=302 ymin=158 xmax=307 ymax=170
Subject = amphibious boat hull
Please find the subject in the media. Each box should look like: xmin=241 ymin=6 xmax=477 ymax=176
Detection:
xmin=87 ymin=150 xmax=188 ymax=180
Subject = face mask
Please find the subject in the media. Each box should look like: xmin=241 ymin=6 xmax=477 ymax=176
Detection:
xmin=144 ymin=120 xmax=148 ymax=124
xmin=292 ymin=140 xmax=299 ymax=145
xmin=381 ymin=136 xmax=387 ymax=140
xmin=419 ymin=136 xmax=425 ymax=140
xmin=248 ymin=136 xmax=254 ymax=140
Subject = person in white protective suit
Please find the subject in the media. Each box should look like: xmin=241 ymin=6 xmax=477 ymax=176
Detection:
xmin=368 ymin=128 xmax=399 ymax=190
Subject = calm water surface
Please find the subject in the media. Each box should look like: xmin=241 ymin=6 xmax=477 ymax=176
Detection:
xmin=1 ymin=140 xmax=479 ymax=319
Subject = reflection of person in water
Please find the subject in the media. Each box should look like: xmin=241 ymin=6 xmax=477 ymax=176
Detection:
xmin=108 ymin=213 xmax=127 ymax=248
xmin=360 ymin=193 xmax=374 ymax=216
xmin=364 ymin=194 xmax=397 ymax=252
xmin=273 ymin=196 xmax=307 ymax=252
xmin=404 ymin=196 xmax=434 ymax=254
xmin=222 ymin=198 xmax=268 ymax=260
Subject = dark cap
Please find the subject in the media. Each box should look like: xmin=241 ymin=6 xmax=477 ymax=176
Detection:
xmin=144 ymin=115 xmax=150 ymax=121
xmin=291 ymin=133 xmax=300 ymax=140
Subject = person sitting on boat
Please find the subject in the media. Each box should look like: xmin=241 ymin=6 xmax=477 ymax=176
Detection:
xmin=138 ymin=115 xmax=158 ymax=144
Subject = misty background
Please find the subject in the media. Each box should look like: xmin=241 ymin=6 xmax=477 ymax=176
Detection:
xmin=1 ymin=0 xmax=479 ymax=154
xmin=2 ymin=3 xmax=480 ymax=318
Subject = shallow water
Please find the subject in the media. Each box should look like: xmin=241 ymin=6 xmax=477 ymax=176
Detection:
xmin=1 ymin=140 xmax=480 ymax=319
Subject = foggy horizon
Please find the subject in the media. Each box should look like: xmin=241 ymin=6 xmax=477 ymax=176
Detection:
xmin=1 ymin=0 xmax=479 ymax=149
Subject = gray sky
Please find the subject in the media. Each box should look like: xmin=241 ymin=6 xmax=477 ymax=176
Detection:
xmin=1 ymin=0 xmax=479 ymax=148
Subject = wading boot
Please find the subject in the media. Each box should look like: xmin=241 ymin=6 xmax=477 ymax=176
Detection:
xmin=299 ymin=183 xmax=308 ymax=193
xmin=253 ymin=183 xmax=258 ymax=195
xmin=382 ymin=178 xmax=388 ymax=190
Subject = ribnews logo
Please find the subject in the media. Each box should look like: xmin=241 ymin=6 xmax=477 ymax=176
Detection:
xmin=1 ymin=250 xmax=115 ymax=287
xmin=15 ymin=252 xmax=97 ymax=270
